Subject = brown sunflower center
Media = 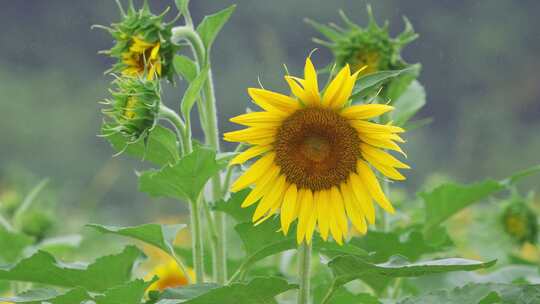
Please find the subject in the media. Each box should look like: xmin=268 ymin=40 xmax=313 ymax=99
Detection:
xmin=275 ymin=107 xmax=360 ymax=191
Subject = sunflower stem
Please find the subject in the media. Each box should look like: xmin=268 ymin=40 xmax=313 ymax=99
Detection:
xmin=297 ymin=242 xmax=312 ymax=304
xmin=158 ymin=104 xmax=188 ymax=154
xmin=190 ymin=197 xmax=205 ymax=283
xmin=172 ymin=23 xmax=227 ymax=284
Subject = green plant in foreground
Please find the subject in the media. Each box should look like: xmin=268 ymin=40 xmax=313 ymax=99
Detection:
xmin=1 ymin=1 xmax=540 ymax=304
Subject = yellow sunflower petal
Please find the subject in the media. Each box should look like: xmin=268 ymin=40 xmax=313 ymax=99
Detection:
xmin=224 ymin=127 xmax=276 ymax=145
xmin=360 ymin=144 xmax=410 ymax=169
xmin=253 ymin=175 xmax=287 ymax=222
xmin=285 ymin=76 xmax=312 ymax=106
xmin=322 ymin=64 xmax=349 ymax=107
xmin=303 ymin=57 xmax=321 ymax=105
xmin=328 ymin=204 xmax=344 ymax=245
xmin=306 ymin=195 xmax=319 ymax=244
xmin=365 ymin=158 xmax=406 ymax=181
xmin=360 ymin=136 xmax=406 ymax=156
xmin=351 ymin=120 xmax=405 ymax=134
xmin=248 ymin=88 xmax=300 ymax=113
xmin=316 ymin=190 xmax=330 ymax=241
xmin=231 ymin=152 xmax=275 ymax=192
xmin=332 ymin=70 xmax=360 ymax=109
xmin=357 ymin=161 xmax=395 ymax=213
xmin=230 ymin=145 xmax=272 ymax=166
xmin=340 ymin=104 xmax=394 ymax=120
xmin=330 ymin=186 xmax=348 ymax=235
xmin=229 ymin=111 xmax=286 ymax=127
xmin=281 ymin=184 xmax=298 ymax=235
xmin=349 ymin=174 xmax=376 ymax=225
xmin=296 ymin=189 xmax=314 ymax=244
xmin=340 ymin=183 xmax=367 ymax=234
xmin=150 ymin=43 xmax=160 ymax=60
xmin=240 ymin=165 xmax=280 ymax=207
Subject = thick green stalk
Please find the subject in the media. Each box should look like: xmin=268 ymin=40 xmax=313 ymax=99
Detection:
xmin=159 ymin=104 xmax=188 ymax=154
xmin=297 ymin=242 xmax=312 ymax=304
xmin=172 ymin=25 xmax=227 ymax=284
xmin=190 ymin=198 xmax=205 ymax=283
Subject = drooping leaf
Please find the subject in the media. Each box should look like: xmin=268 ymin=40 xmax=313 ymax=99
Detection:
xmin=391 ymin=80 xmax=426 ymax=126
xmin=196 ymin=5 xmax=236 ymax=51
xmin=328 ymin=255 xmax=496 ymax=294
xmin=398 ymin=283 xmax=540 ymax=304
xmin=502 ymin=164 xmax=540 ymax=186
xmin=350 ymin=225 xmax=453 ymax=263
xmin=173 ymin=55 xmax=198 ymax=82
xmin=155 ymin=277 xmax=296 ymax=304
xmin=103 ymin=125 xmax=179 ymax=166
xmin=87 ymin=223 xmax=186 ymax=261
xmin=181 ymin=66 xmax=209 ymax=117
xmin=139 ymin=148 xmax=226 ymax=202
xmin=0 ymin=246 xmax=142 ymax=292
xmin=94 ymin=279 xmax=154 ymax=304
xmin=0 ymin=287 xmax=90 ymax=304
xmin=32 ymin=234 xmax=82 ymax=255
xmin=0 ymin=226 xmax=33 ymax=263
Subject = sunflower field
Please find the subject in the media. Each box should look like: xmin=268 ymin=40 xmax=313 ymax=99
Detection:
xmin=1 ymin=1 xmax=540 ymax=303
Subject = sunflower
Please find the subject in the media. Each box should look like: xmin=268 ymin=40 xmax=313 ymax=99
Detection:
xmin=225 ymin=57 xmax=409 ymax=245
xmin=146 ymin=260 xmax=193 ymax=291
xmin=121 ymin=36 xmax=162 ymax=80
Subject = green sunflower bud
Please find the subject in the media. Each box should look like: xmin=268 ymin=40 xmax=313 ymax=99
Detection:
xmin=307 ymin=6 xmax=418 ymax=77
xmin=96 ymin=0 xmax=180 ymax=81
xmin=102 ymin=76 xmax=161 ymax=144
xmin=502 ymin=198 xmax=538 ymax=244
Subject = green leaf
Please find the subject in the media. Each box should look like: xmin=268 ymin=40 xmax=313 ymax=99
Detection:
xmin=103 ymin=125 xmax=179 ymax=166
xmin=94 ymin=279 xmax=154 ymax=304
xmin=0 ymin=287 xmax=90 ymax=304
xmin=196 ymin=5 xmax=236 ymax=51
xmin=156 ymin=277 xmax=297 ymax=304
xmin=328 ymin=255 xmax=495 ymax=294
xmin=398 ymin=283 xmax=540 ymax=304
xmin=139 ymin=148 xmax=226 ymax=202
xmin=313 ymin=287 xmax=382 ymax=304
xmin=421 ymin=165 xmax=540 ymax=233
xmin=350 ymin=67 xmax=418 ymax=101
xmin=181 ymin=66 xmax=209 ymax=117
xmin=0 ymin=226 xmax=33 ymax=263
xmin=350 ymin=225 xmax=452 ymax=263
xmin=0 ymin=246 xmax=142 ymax=292
xmin=88 ymin=223 xmax=186 ymax=261
xmin=173 ymin=55 xmax=198 ymax=82
xmin=231 ymin=217 xmax=366 ymax=280
xmin=33 ymin=234 xmax=82 ymax=255
xmin=421 ymin=180 xmax=505 ymax=233
xmin=384 ymin=64 xmax=422 ymax=102
xmin=391 ymin=80 xmax=426 ymax=126
xmin=502 ymin=164 xmax=540 ymax=186
xmin=213 ymin=189 xmax=256 ymax=223
xmin=305 ymin=18 xmax=342 ymax=41
xmin=157 ymin=283 xmax=219 ymax=301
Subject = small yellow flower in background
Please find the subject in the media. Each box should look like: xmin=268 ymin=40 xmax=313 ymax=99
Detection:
xmin=146 ymin=260 xmax=194 ymax=291
xmin=97 ymin=0 xmax=179 ymax=81
xmin=307 ymin=6 xmax=418 ymax=77
xmin=502 ymin=199 xmax=538 ymax=244
xmin=225 ymin=57 xmax=409 ymax=245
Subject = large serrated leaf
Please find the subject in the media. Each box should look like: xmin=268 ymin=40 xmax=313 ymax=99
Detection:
xmin=94 ymin=279 xmax=154 ymax=304
xmin=328 ymin=255 xmax=495 ymax=294
xmin=0 ymin=246 xmax=142 ymax=292
xmin=0 ymin=287 xmax=90 ymax=304
xmin=350 ymin=225 xmax=452 ymax=263
xmin=139 ymin=148 xmax=226 ymax=202
xmin=196 ymin=5 xmax=236 ymax=51
xmin=155 ymin=277 xmax=297 ymax=304
xmin=103 ymin=125 xmax=179 ymax=166
xmin=0 ymin=226 xmax=33 ymax=263
xmin=398 ymin=283 xmax=540 ymax=304
xmin=213 ymin=189 xmax=255 ymax=223
xmin=87 ymin=223 xmax=186 ymax=261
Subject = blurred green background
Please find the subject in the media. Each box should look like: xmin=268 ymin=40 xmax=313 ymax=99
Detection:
xmin=0 ymin=0 xmax=539 ymax=228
